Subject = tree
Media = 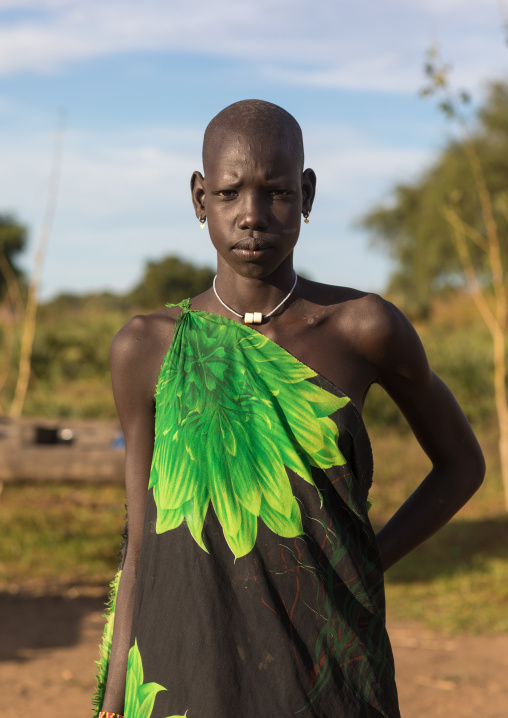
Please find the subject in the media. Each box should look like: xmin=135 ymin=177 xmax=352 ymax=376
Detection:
xmin=360 ymin=82 xmax=508 ymax=317
xmin=129 ymin=255 xmax=215 ymax=309
xmin=362 ymin=49 xmax=508 ymax=510
xmin=0 ymin=214 xmax=27 ymax=299
xmin=0 ymin=215 xmax=27 ymax=408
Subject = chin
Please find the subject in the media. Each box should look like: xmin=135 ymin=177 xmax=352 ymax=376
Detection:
xmin=235 ymin=263 xmax=274 ymax=279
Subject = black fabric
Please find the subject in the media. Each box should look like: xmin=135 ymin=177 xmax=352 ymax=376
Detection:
xmin=128 ymin=393 xmax=400 ymax=717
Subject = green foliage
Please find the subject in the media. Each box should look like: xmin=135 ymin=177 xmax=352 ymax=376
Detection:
xmin=420 ymin=43 xmax=471 ymax=121
xmin=129 ymin=254 xmax=214 ymax=309
xmin=362 ymin=384 xmax=409 ymax=432
xmin=359 ymin=82 xmax=508 ymax=317
xmin=40 ymin=291 xmax=134 ymax=316
xmin=23 ymin=378 xmax=117 ymax=418
xmin=22 ymin=305 xmax=129 ymax=417
xmin=23 ymin=305 xmax=128 ymax=417
xmin=418 ymin=322 xmax=496 ymax=425
xmin=30 ymin=308 xmax=126 ymax=382
xmin=0 ymin=213 xmax=27 ymax=297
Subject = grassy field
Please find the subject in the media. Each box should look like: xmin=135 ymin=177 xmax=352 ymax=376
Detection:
xmin=369 ymin=420 xmax=508 ymax=635
xmin=0 ymin=483 xmax=126 ymax=594
xmin=1 ymin=421 xmax=506 ymax=635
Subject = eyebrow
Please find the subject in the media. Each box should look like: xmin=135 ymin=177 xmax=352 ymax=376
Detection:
xmin=264 ymin=174 xmax=295 ymax=183
xmin=218 ymin=174 xmax=242 ymax=183
xmin=214 ymin=172 xmax=295 ymax=184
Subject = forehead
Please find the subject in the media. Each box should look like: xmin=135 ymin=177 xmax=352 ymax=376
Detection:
xmin=204 ymin=131 xmax=301 ymax=180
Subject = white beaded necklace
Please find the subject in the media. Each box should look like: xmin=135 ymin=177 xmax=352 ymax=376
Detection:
xmin=212 ymin=273 xmax=298 ymax=324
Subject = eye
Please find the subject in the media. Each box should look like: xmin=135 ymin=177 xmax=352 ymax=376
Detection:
xmin=215 ymin=190 xmax=237 ymax=198
xmin=270 ymin=189 xmax=291 ymax=197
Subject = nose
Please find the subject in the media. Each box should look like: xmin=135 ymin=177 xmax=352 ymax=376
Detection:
xmin=238 ymin=191 xmax=269 ymax=232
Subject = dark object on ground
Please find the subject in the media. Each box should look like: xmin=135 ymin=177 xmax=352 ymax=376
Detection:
xmin=34 ymin=426 xmax=75 ymax=446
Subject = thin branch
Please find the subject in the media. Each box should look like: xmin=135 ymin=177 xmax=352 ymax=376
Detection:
xmin=10 ymin=111 xmax=66 ymax=418
xmin=445 ymin=206 xmax=488 ymax=252
xmin=443 ymin=205 xmax=498 ymax=336
xmin=463 ymin=140 xmax=508 ymax=331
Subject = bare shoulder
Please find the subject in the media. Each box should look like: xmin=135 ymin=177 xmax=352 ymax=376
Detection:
xmin=342 ymin=291 xmax=426 ymax=374
xmin=303 ymin=279 xmax=406 ymax=348
xmin=302 ymin=279 xmax=427 ymax=381
xmin=111 ymin=305 xmax=182 ymax=364
xmin=337 ymin=291 xmax=409 ymax=353
xmin=339 ymin=291 xmax=430 ymax=386
xmin=110 ymin=305 xmax=183 ymax=409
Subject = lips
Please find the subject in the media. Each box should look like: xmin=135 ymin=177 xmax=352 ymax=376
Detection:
xmin=233 ymin=237 xmax=272 ymax=251
xmin=232 ymin=247 xmax=272 ymax=261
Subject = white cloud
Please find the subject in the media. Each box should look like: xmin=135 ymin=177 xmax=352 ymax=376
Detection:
xmin=0 ymin=0 xmax=506 ymax=94
xmin=0 ymin=1 xmax=291 ymax=75
xmin=274 ymin=55 xmax=418 ymax=94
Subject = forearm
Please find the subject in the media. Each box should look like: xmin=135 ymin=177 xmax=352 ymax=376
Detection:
xmin=376 ymin=459 xmax=484 ymax=572
xmin=101 ymin=554 xmax=138 ymax=713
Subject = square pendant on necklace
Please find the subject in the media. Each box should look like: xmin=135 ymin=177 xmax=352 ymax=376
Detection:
xmin=244 ymin=312 xmax=263 ymax=324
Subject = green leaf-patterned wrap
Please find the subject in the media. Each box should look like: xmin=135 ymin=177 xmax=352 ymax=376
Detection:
xmin=150 ymin=304 xmax=350 ymax=559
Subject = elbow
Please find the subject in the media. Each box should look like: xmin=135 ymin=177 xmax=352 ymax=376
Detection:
xmin=469 ymin=430 xmax=486 ymax=489
xmin=459 ymin=442 xmax=486 ymax=499
xmin=434 ymin=439 xmax=485 ymax=504
xmin=471 ymin=449 xmax=486 ymax=493
xmin=457 ymin=422 xmax=486 ymax=496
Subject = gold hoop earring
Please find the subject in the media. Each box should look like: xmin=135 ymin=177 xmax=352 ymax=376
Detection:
xmin=303 ymin=211 xmax=310 ymax=224
xmin=199 ymin=217 xmax=206 ymax=229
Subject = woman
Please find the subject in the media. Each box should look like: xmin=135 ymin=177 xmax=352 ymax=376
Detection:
xmin=94 ymin=100 xmax=484 ymax=718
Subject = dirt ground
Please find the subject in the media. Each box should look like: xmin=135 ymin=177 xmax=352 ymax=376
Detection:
xmin=1 ymin=591 xmax=507 ymax=717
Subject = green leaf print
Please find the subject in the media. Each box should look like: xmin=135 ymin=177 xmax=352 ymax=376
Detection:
xmin=150 ymin=309 xmax=350 ymax=559
xmin=125 ymin=639 xmax=187 ymax=718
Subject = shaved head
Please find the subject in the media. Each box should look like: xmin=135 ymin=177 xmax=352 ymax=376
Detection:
xmin=203 ymin=99 xmax=304 ymax=174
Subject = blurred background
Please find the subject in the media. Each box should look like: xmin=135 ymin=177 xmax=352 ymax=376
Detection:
xmin=1 ymin=1 xmax=507 ymax=716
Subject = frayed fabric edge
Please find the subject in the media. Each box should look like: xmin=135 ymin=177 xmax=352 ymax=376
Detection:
xmin=91 ymin=569 xmax=122 ymax=717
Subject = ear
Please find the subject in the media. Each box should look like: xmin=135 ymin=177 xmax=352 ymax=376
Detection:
xmin=190 ymin=171 xmax=206 ymax=218
xmin=301 ymin=168 xmax=316 ymax=215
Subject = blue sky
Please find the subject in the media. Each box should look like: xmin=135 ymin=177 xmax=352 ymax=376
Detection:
xmin=0 ymin=0 xmax=507 ymax=299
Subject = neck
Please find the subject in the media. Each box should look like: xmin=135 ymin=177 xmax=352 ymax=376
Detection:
xmin=214 ymin=260 xmax=297 ymax=319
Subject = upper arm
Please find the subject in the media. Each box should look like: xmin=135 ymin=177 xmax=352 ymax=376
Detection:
xmin=110 ymin=317 xmax=160 ymax=561
xmin=362 ymin=295 xmax=485 ymax=487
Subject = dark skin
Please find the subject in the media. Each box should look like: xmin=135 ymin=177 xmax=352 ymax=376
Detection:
xmin=101 ymin=129 xmax=485 ymax=714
